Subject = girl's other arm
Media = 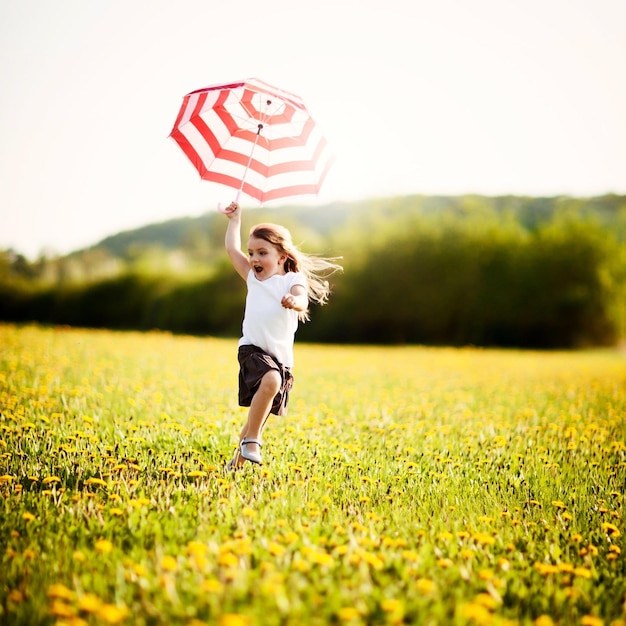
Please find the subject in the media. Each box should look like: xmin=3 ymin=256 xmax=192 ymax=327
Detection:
xmin=281 ymin=284 xmax=308 ymax=312
xmin=224 ymin=203 xmax=250 ymax=280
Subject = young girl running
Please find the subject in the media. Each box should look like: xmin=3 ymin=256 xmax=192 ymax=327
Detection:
xmin=223 ymin=201 xmax=342 ymax=470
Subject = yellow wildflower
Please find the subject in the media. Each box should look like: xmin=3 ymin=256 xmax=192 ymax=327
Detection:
xmin=95 ymin=539 xmax=113 ymax=554
xmin=188 ymin=470 xmax=207 ymax=478
xmin=580 ymin=617 xmax=603 ymax=626
xmin=47 ymin=584 xmax=74 ymax=600
xmin=337 ymin=606 xmax=360 ymax=621
xmin=416 ymin=578 xmax=435 ymax=594
xmin=160 ymin=555 xmax=178 ymax=572
xmin=97 ymin=603 xmax=129 ymax=624
xmin=85 ymin=477 xmax=107 ymax=487
xmin=78 ymin=593 xmax=102 ymax=613
xmin=219 ymin=614 xmax=249 ymax=626
xmin=201 ymin=578 xmax=224 ymax=593
xmin=602 ymin=522 xmax=621 ymax=537
xmin=50 ymin=600 xmax=76 ymax=618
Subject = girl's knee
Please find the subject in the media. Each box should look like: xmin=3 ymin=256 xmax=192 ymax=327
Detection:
xmin=260 ymin=369 xmax=281 ymax=395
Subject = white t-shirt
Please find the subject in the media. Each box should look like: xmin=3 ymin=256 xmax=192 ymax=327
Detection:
xmin=238 ymin=270 xmax=308 ymax=368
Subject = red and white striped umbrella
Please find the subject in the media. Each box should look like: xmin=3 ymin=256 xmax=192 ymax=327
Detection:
xmin=169 ymin=78 xmax=333 ymax=204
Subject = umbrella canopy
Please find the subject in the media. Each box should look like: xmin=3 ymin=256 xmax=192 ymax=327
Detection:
xmin=169 ymin=78 xmax=333 ymax=204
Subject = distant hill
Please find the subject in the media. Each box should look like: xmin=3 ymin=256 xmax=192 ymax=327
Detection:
xmin=88 ymin=193 xmax=626 ymax=259
xmin=5 ymin=193 xmax=626 ymax=285
xmin=2 ymin=193 xmax=625 ymax=348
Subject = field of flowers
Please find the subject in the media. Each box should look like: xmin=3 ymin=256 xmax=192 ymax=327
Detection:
xmin=1 ymin=323 xmax=625 ymax=626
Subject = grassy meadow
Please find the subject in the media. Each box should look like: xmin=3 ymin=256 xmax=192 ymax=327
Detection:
xmin=1 ymin=323 xmax=625 ymax=626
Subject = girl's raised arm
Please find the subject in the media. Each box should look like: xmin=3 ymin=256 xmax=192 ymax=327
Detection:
xmin=224 ymin=203 xmax=250 ymax=281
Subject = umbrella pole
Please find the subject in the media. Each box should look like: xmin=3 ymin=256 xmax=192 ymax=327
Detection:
xmin=235 ymin=124 xmax=263 ymax=203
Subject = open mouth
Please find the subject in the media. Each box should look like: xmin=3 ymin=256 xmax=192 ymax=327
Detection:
xmin=253 ymin=265 xmax=263 ymax=274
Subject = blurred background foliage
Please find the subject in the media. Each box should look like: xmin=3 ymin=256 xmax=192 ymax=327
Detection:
xmin=2 ymin=194 xmax=625 ymax=348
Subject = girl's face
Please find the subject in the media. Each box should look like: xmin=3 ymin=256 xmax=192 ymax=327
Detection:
xmin=247 ymin=236 xmax=286 ymax=280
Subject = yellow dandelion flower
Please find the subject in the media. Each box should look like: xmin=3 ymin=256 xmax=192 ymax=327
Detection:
xmin=97 ymin=603 xmax=129 ymax=624
xmin=437 ymin=558 xmax=454 ymax=569
xmin=362 ymin=551 xmax=384 ymax=569
xmin=478 ymin=569 xmax=495 ymax=581
xmin=534 ymin=562 xmax=558 ymax=575
xmin=402 ymin=549 xmax=419 ymax=562
xmin=22 ymin=512 xmax=36 ymax=522
xmin=309 ymin=551 xmax=335 ymax=567
xmin=552 ymin=501 xmax=567 ymax=510
xmin=218 ymin=552 xmax=238 ymax=567
xmin=188 ymin=470 xmax=207 ymax=478
xmin=459 ymin=602 xmax=492 ymax=625
xmin=474 ymin=592 xmax=499 ymax=609
xmin=380 ymin=598 xmax=404 ymax=617
xmin=85 ymin=477 xmax=107 ymax=487
xmin=160 ymin=555 xmax=178 ymax=572
xmin=337 ymin=606 xmax=361 ymax=621
xmin=129 ymin=498 xmax=151 ymax=508
xmin=438 ymin=531 xmax=454 ymax=542
xmin=573 ymin=567 xmax=592 ymax=579
xmin=282 ymin=531 xmax=299 ymax=544
xmin=187 ymin=541 xmax=208 ymax=556
xmin=0 ymin=474 xmax=15 ymax=483
xmin=534 ymin=616 xmax=554 ymax=626
xmin=42 ymin=476 xmax=61 ymax=484
xmin=50 ymin=599 xmax=76 ymax=618
xmin=95 ymin=539 xmax=113 ymax=554
xmin=132 ymin=563 xmax=148 ymax=577
xmin=292 ymin=558 xmax=310 ymax=572
xmin=201 ymin=578 xmax=223 ymax=594
xmin=580 ymin=616 xmax=603 ymax=626
xmin=242 ymin=507 xmax=256 ymax=518
xmin=219 ymin=614 xmax=249 ymax=626
xmin=47 ymin=583 xmax=74 ymax=600
xmin=416 ymin=578 xmax=435 ymax=594
xmin=472 ymin=532 xmax=496 ymax=546
xmin=601 ymin=522 xmax=621 ymax=537
xmin=268 ymin=542 xmax=286 ymax=557
xmin=78 ymin=593 xmax=102 ymax=613
xmin=73 ymin=550 xmax=86 ymax=562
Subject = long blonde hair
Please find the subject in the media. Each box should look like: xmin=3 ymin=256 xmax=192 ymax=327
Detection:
xmin=250 ymin=223 xmax=343 ymax=321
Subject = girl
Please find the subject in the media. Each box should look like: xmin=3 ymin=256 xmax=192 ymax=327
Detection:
xmin=223 ymin=201 xmax=342 ymax=469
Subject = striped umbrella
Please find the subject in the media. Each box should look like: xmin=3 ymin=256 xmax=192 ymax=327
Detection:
xmin=169 ymin=78 xmax=333 ymax=205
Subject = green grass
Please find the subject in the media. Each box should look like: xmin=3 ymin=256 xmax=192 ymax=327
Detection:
xmin=1 ymin=324 xmax=625 ymax=626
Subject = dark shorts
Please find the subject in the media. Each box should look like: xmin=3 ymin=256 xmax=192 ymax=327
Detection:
xmin=237 ymin=345 xmax=294 ymax=416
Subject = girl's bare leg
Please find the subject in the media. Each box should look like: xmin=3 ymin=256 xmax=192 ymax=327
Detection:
xmin=234 ymin=370 xmax=281 ymax=466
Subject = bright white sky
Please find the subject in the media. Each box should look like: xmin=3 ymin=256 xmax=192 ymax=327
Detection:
xmin=1 ymin=0 xmax=625 ymax=258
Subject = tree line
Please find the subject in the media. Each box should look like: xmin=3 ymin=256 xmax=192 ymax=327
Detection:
xmin=1 ymin=195 xmax=625 ymax=348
